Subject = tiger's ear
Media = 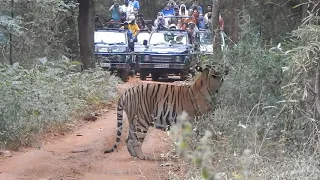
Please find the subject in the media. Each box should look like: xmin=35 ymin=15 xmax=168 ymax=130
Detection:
xmin=195 ymin=66 xmax=203 ymax=72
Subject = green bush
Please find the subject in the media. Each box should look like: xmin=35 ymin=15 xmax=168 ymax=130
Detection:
xmin=168 ymin=19 xmax=320 ymax=179
xmin=0 ymin=59 xmax=119 ymax=149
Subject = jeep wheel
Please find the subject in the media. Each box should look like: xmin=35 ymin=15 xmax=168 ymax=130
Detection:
xmin=120 ymin=70 xmax=129 ymax=82
xmin=140 ymin=70 xmax=148 ymax=80
xmin=160 ymin=73 xmax=168 ymax=79
xmin=151 ymin=72 xmax=160 ymax=81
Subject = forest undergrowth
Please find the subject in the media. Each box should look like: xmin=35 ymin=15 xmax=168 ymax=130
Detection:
xmin=0 ymin=59 xmax=119 ymax=149
xmin=166 ymin=15 xmax=320 ymax=180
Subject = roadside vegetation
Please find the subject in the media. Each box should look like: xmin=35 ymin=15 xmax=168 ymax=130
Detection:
xmin=168 ymin=4 xmax=320 ymax=180
xmin=0 ymin=59 xmax=119 ymax=149
xmin=0 ymin=1 xmax=119 ymax=149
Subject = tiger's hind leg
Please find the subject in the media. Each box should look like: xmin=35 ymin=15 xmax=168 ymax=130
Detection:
xmin=125 ymin=115 xmax=150 ymax=160
xmin=125 ymin=116 xmax=137 ymax=158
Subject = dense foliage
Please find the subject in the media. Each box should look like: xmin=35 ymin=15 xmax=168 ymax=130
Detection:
xmin=168 ymin=2 xmax=320 ymax=180
xmin=0 ymin=59 xmax=119 ymax=149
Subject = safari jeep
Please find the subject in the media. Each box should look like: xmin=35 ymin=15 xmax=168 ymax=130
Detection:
xmin=196 ymin=29 xmax=214 ymax=55
xmin=94 ymin=28 xmax=136 ymax=82
xmin=137 ymin=29 xmax=196 ymax=81
xmin=196 ymin=29 xmax=228 ymax=54
xmin=134 ymin=29 xmax=150 ymax=74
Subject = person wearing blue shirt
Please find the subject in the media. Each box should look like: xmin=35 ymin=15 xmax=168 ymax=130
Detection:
xmin=162 ymin=4 xmax=174 ymax=16
xmin=109 ymin=2 xmax=121 ymax=22
xmin=130 ymin=0 xmax=140 ymax=10
xmin=198 ymin=15 xmax=206 ymax=29
xmin=191 ymin=1 xmax=203 ymax=15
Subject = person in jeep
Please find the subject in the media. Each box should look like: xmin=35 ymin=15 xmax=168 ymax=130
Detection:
xmin=127 ymin=15 xmax=140 ymax=39
xmin=168 ymin=6 xmax=180 ymax=26
xmin=154 ymin=12 xmax=167 ymax=30
xmin=187 ymin=21 xmax=199 ymax=44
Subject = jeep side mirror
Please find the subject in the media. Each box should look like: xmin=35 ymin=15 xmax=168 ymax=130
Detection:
xmin=143 ymin=40 xmax=148 ymax=46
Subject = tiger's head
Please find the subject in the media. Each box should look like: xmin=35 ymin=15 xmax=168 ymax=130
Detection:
xmin=194 ymin=64 xmax=229 ymax=92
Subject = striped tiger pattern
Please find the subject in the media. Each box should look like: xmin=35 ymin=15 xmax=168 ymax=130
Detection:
xmin=104 ymin=65 xmax=228 ymax=160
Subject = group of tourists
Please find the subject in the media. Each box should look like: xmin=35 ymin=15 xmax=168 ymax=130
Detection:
xmin=156 ymin=1 xmax=224 ymax=31
xmin=109 ymin=0 xmax=140 ymax=23
xmin=99 ymin=0 xmax=225 ymax=44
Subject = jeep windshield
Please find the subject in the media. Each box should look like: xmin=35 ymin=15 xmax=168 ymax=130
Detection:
xmin=136 ymin=32 xmax=150 ymax=45
xmin=94 ymin=31 xmax=127 ymax=45
xmin=149 ymin=31 xmax=187 ymax=46
xmin=197 ymin=31 xmax=213 ymax=45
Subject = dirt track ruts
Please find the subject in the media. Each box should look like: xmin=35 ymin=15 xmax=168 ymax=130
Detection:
xmin=0 ymin=77 xmax=182 ymax=180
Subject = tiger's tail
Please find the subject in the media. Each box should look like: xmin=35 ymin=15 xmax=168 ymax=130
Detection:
xmin=104 ymin=95 xmax=125 ymax=153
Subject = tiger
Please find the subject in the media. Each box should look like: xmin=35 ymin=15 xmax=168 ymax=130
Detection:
xmin=104 ymin=65 xmax=229 ymax=160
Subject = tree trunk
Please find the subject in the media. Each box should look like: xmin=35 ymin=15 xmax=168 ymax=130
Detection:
xmin=229 ymin=0 xmax=239 ymax=44
xmin=78 ymin=0 xmax=95 ymax=69
xmin=212 ymin=0 xmax=220 ymax=51
xmin=212 ymin=0 xmax=220 ymax=30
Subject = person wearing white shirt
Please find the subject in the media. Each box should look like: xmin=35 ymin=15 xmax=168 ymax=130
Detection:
xmin=120 ymin=0 xmax=134 ymax=21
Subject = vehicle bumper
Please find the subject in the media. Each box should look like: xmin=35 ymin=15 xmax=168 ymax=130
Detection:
xmin=100 ymin=62 xmax=130 ymax=70
xmin=138 ymin=63 xmax=186 ymax=70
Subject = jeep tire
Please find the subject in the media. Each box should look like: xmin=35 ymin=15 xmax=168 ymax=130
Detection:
xmin=120 ymin=70 xmax=129 ymax=82
xmin=180 ymin=71 xmax=188 ymax=81
xmin=151 ymin=72 xmax=161 ymax=81
xmin=140 ymin=70 xmax=148 ymax=80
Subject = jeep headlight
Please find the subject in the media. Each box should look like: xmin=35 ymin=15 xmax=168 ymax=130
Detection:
xmin=174 ymin=56 xmax=181 ymax=62
xmin=184 ymin=56 xmax=190 ymax=63
xmin=144 ymin=55 xmax=150 ymax=61
xmin=97 ymin=47 xmax=109 ymax=52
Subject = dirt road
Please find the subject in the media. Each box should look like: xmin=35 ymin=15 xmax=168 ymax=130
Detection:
xmin=0 ymin=76 xmax=182 ymax=180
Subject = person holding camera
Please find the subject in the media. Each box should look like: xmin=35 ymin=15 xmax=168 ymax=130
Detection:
xmin=109 ymin=2 xmax=122 ymax=22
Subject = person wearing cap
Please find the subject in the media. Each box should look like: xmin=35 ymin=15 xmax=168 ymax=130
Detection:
xmin=122 ymin=21 xmax=134 ymax=42
xmin=127 ymin=15 xmax=140 ymax=40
